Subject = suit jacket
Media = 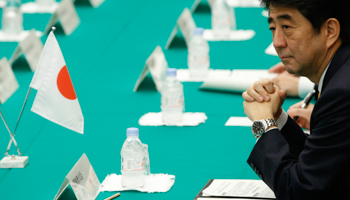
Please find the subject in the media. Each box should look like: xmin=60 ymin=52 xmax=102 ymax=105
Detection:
xmin=247 ymin=44 xmax=350 ymax=200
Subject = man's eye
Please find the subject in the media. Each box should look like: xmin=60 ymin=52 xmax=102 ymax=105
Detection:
xmin=282 ymin=25 xmax=290 ymax=29
xmin=269 ymin=27 xmax=276 ymax=31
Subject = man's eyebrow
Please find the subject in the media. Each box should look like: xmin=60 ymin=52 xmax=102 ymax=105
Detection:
xmin=268 ymin=14 xmax=294 ymax=24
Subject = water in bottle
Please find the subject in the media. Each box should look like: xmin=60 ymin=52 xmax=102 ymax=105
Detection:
xmin=161 ymin=68 xmax=184 ymax=123
xmin=121 ymin=128 xmax=145 ymax=188
xmin=211 ymin=0 xmax=231 ymax=38
xmin=2 ymin=0 xmax=23 ymax=34
xmin=188 ymin=28 xmax=210 ymax=78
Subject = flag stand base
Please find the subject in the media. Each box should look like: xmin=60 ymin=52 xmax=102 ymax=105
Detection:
xmin=0 ymin=155 xmax=28 ymax=168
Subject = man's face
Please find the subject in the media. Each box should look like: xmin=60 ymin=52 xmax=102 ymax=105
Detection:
xmin=268 ymin=5 xmax=327 ymax=77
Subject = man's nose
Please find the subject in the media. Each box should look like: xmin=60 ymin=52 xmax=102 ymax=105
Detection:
xmin=273 ymin=28 xmax=287 ymax=50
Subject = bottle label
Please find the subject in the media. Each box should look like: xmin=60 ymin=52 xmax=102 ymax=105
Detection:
xmin=121 ymin=157 xmax=145 ymax=171
xmin=163 ymin=95 xmax=184 ymax=108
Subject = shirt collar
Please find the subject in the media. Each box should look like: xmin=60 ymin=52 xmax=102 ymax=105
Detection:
xmin=318 ymin=62 xmax=331 ymax=93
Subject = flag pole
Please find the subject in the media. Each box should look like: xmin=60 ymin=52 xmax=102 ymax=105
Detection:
xmin=0 ymin=109 xmax=22 ymax=156
xmin=5 ymin=87 xmax=32 ymax=156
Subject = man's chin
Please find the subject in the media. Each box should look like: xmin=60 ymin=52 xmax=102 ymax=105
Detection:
xmin=282 ymin=62 xmax=298 ymax=75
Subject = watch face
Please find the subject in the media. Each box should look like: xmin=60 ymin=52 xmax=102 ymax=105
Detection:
xmin=252 ymin=121 xmax=264 ymax=137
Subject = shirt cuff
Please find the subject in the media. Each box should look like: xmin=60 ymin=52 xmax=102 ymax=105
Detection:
xmin=298 ymin=76 xmax=314 ymax=98
xmin=276 ymin=109 xmax=288 ymax=131
xmin=256 ymin=111 xmax=287 ymax=143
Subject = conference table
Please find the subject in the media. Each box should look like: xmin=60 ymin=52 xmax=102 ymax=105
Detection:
xmin=0 ymin=0 xmax=301 ymax=199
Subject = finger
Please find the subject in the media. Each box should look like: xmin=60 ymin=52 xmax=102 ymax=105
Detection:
xmin=278 ymin=90 xmax=287 ymax=99
xmin=262 ymin=78 xmax=276 ymax=94
xmin=252 ymin=82 xmax=269 ymax=102
xmin=289 ymin=101 xmax=303 ymax=109
xmin=287 ymin=108 xmax=311 ymax=119
xmin=242 ymin=91 xmax=255 ymax=102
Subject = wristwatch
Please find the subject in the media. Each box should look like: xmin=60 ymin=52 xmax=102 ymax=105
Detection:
xmin=251 ymin=119 xmax=278 ymax=138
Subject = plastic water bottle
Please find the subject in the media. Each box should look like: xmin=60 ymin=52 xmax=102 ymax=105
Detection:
xmin=188 ymin=28 xmax=210 ymax=78
xmin=121 ymin=128 xmax=145 ymax=188
xmin=35 ymin=0 xmax=56 ymax=5
xmin=161 ymin=68 xmax=184 ymax=123
xmin=2 ymin=0 xmax=23 ymax=34
xmin=211 ymin=0 xmax=231 ymax=37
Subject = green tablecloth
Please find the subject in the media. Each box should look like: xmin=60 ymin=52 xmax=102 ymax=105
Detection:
xmin=0 ymin=0 xmax=300 ymax=199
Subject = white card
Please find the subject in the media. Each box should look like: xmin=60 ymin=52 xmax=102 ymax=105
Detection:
xmin=44 ymin=0 xmax=80 ymax=36
xmin=9 ymin=29 xmax=44 ymax=71
xmin=134 ymin=46 xmax=168 ymax=92
xmin=225 ymin=117 xmax=252 ymax=126
xmin=203 ymin=29 xmax=255 ymax=41
xmin=89 ymin=0 xmax=104 ymax=8
xmin=54 ymin=153 xmax=100 ymax=200
xmin=0 ymin=58 xmax=19 ymax=104
xmin=0 ymin=0 xmax=6 ymax=8
xmin=265 ymin=42 xmax=277 ymax=56
xmin=139 ymin=112 xmax=208 ymax=126
xmin=20 ymin=2 xmax=59 ymax=14
xmin=165 ymin=8 xmax=196 ymax=49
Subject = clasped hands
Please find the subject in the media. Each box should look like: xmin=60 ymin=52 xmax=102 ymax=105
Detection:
xmin=242 ymin=78 xmax=287 ymax=121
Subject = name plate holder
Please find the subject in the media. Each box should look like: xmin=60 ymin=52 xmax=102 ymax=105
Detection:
xmin=9 ymin=29 xmax=44 ymax=71
xmin=0 ymin=58 xmax=19 ymax=104
xmin=165 ymin=8 xmax=197 ymax=49
xmin=134 ymin=46 xmax=168 ymax=92
xmin=43 ymin=0 xmax=80 ymax=36
xmin=54 ymin=154 xmax=100 ymax=200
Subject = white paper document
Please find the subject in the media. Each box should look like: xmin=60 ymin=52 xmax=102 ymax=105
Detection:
xmin=20 ymin=2 xmax=59 ymax=14
xmin=225 ymin=117 xmax=252 ymax=126
xmin=165 ymin=8 xmax=196 ymax=49
xmin=203 ymin=179 xmax=275 ymax=199
xmin=0 ymin=58 xmax=19 ymax=104
xmin=176 ymin=69 xmax=231 ymax=82
xmin=134 ymin=46 xmax=168 ymax=92
xmin=100 ymin=173 xmax=175 ymax=193
xmin=9 ymin=29 xmax=44 ymax=71
xmin=265 ymin=42 xmax=277 ymax=56
xmin=200 ymin=69 xmax=277 ymax=93
xmin=54 ymin=154 xmax=100 ymax=200
xmin=203 ymin=29 xmax=255 ymax=41
xmin=139 ymin=112 xmax=207 ymax=126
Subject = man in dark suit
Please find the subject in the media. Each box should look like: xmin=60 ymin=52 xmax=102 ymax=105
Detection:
xmin=242 ymin=0 xmax=350 ymax=199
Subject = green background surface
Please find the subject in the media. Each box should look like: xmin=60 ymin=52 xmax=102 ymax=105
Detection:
xmin=0 ymin=0 xmax=301 ymax=199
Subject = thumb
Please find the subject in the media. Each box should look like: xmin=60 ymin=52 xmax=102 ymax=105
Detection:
xmin=278 ymin=90 xmax=287 ymax=99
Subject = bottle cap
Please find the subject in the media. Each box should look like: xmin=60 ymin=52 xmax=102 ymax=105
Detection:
xmin=194 ymin=28 xmax=204 ymax=35
xmin=166 ymin=68 xmax=177 ymax=76
xmin=127 ymin=127 xmax=139 ymax=137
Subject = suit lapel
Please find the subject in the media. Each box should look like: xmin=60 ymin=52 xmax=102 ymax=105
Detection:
xmin=322 ymin=44 xmax=350 ymax=92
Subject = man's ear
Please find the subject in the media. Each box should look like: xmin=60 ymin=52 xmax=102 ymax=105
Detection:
xmin=325 ymin=18 xmax=341 ymax=48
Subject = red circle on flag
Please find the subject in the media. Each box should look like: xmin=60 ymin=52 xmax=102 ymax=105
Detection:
xmin=57 ymin=65 xmax=77 ymax=100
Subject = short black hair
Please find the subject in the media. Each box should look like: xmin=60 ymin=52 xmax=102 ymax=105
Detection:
xmin=260 ymin=0 xmax=350 ymax=44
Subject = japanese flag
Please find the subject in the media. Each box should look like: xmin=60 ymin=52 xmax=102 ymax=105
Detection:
xmin=30 ymin=31 xmax=84 ymax=134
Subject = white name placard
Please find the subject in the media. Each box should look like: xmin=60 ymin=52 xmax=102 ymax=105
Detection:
xmin=9 ymin=29 xmax=43 ymax=71
xmin=54 ymin=154 xmax=100 ymax=200
xmin=165 ymin=8 xmax=196 ymax=49
xmin=134 ymin=46 xmax=168 ymax=92
xmin=0 ymin=58 xmax=19 ymax=104
xmin=44 ymin=0 xmax=80 ymax=36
